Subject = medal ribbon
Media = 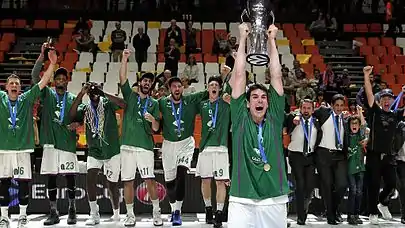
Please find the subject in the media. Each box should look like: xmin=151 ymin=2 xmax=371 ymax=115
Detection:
xmin=170 ymin=100 xmax=182 ymax=135
xmin=54 ymin=90 xmax=67 ymax=123
xmin=90 ymin=103 xmax=99 ymax=134
xmin=208 ymin=99 xmax=219 ymax=128
xmin=7 ymin=98 xmax=19 ymax=130
xmin=258 ymin=121 xmax=268 ymax=164
xmin=332 ymin=113 xmax=343 ymax=147
xmin=300 ymin=116 xmax=313 ymax=151
xmin=138 ymin=96 xmax=149 ymax=116
xmin=390 ymin=91 xmax=403 ymax=111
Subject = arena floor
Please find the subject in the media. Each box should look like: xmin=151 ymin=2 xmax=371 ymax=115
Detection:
xmin=8 ymin=214 xmax=405 ymax=227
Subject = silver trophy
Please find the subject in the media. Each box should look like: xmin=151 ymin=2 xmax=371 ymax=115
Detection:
xmin=241 ymin=0 xmax=275 ymax=66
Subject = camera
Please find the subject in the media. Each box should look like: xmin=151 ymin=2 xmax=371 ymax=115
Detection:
xmin=44 ymin=37 xmax=57 ymax=61
xmin=88 ymin=83 xmax=104 ymax=96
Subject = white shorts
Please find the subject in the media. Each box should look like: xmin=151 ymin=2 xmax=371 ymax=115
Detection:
xmin=0 ymin=153 xmax=32 ymax=179
xmin=40 ymin=144 xmax=79 ymax=175
xmin=87 ymin=154 xmax=121 ymax=183
xmin=120 ymin=145 xmax=155 ymax=181
xmin=161 ymin=137 xmax=195 ymax=182
xmin=196 ymin=146 xmax=229 ymax=180
xmin=228 ymin=201 xmax=287 ymax=228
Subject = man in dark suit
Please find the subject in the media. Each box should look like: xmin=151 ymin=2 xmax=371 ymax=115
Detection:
xmin=312 ymin=94 xmax=351 ymax=225
xmin=132 ymin=27 xmax=151 ymax=72
xmin=285 ymin=99 xmax=322 ymax=225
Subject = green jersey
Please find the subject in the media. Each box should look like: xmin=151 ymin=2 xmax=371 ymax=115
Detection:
xmin=77 ymin=97 xmax=120 ymax=160
xmin=159 ymin=91 xmax=207 ymax=142
xmin=39 ymin=87 xmax=83 ymax=153
xmin=0 ymin=84 xmax=41 ymax=152
xmin=199 ymin=98 xmax=230 ymax=152
xmin=348 ymin=133 xmax=366 ymax=175
xmin=120 ymin=80 xmax=160 ymax=151
xmin=229 ymin=86 xmax=289 ymax=200
xmin=223 ymin=81 xmax=232 ymax=95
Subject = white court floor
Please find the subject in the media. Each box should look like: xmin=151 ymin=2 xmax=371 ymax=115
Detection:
xmin=7 ymin=214 xmax=405 ymax=227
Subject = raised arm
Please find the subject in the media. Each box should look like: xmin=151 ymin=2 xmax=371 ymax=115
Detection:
xmin=32 ymin=43 xmax=46 ymax=84
xmin=119 ymin=49 xmax=131 ymax=86
xmin=267 ymin=25 xmax=283 ymax=96
xmin=104 ymin=92 xmax=126 ymax=109
xmin=69 ymin=83 xmax=89 ymax=121
xmin=229 ymin=23 xmax=249 ymax=99
xmin=363 ymin=66 xmax=374 ymax=107
xmin=38 ymin=50 xmax=57 ymax=90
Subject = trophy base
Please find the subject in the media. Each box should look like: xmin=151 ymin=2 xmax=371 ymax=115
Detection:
xmin=246 ymin=54 xmax=270 ymax=66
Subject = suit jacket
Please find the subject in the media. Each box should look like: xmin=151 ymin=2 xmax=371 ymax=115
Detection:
xmin=284 ymin=113 xmax=322 ymax=152
xmin=313 ymin=106 xmax=349 ymax=155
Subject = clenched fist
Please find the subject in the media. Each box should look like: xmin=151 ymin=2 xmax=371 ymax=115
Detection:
xmin=267 ymin=24 xmax=278 ymax=39
xmin=239 ymin=23 xmax=250 ymax=39
xmin=363 ymin=66 xmax=373 ymax=76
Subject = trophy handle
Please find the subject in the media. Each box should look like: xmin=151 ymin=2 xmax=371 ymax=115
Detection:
xmin=240 ymin=9 xmax=248 ymax=23
xmin=269 ymin=10 xmax=275 ymax=25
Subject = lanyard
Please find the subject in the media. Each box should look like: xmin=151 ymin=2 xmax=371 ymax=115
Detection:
xmin=54 ymin=90 xmax=67 ymax=123
xmin=208 ymin=99 xmax=219 ymax=129
xmin=7 ymin=98 xmax=19 ymax=130
xmin=332 ymin=113 xmax=342 ymax=146
xmin=137 ymin=96 xmax=149 ymax=116
xmin=257 ymin=121 xmax=268 ymax=164
xmin=390 ymin=91 xmax=403 ymax=111
xmin=90 ymin=102 xmax=99 ymax=134
xmin=170 ymin=100 xmax=182 ymax=135
xmin=300 ymin=116 xmax=313 ymax=147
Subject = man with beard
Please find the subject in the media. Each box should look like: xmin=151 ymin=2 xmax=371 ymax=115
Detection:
xmin=285 ymin=99 xmax=321 ymax=225
xmin=69 ymin=83 xmax=125 ymax=226
xmin=0 ymin=50 xmax=56 ymax=228
xmin=158 ymin=77 xmax=207 ymax=225
xmin=30 ymin=45 xmax=82 ymax=225
xmin=362 ymin=65 xmax=405 ymax=224
xmin=227 ymin=23 xmax=289 ymax=228
xmin=196 ymin=76 xmax=230 ymax=228
xmin=118 ymin=50 xmax=163 ymax=227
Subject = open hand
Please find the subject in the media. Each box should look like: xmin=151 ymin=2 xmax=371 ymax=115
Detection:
xmin=48 ymin=50 xmax=57 ymax=65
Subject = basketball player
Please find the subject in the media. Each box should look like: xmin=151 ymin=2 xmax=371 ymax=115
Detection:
xmin=227 ymin=23 xmax=289 ymax=228
xmin=0 ymin=50 xmax=56 ymax=228
xmin=69 ymin=83 xmax=124 ymax=225
xmin=196 ymin=76 xmax=230 ymax=228
xmin=30 ymin=48 xmax=81 ymax=225
xmin=159 ymin=77 xmax=207 ymax=225
xmin=118 ymin=50 xmax=163 ymax=227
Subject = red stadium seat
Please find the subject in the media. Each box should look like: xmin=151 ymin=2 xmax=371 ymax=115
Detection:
xmin=305 ymin=45 xmax=319 ymax=55
xmin=381 ymin=37 xmax=394 ymax=47
xmin=0 ymin=19 xmax=13 ymax=28
xmin=374 ymin=64 xmax=387 ymax=74
xmin=366 ymin=55 xmax=380 ymax=66
xmin=367 ymin=37 xmax=380 ymax=46
xmin=2 ymin=33 xmax=15 ymax=43
xmin=355 ymin=37 xmax=367 ymax=45
xmin=15 ymin=19 xmax=26 ymax=29
xmin=33 ymin=20 xmax=46 ymax=29
xmin=360 ymin=46 xmax=372 ymax=56
xmin=0 ymin=41 xmax=10 ymax=52
xmin=388 ymin=64 xmax=403 ymax=74
xmin=343 ymin=24 xmax=354 ymax=32
xmin=310 ymin=55 xmax=323 ymax=65
xmin=201 ymin=30 xmax=214 ymax=54
xmin=397 ymin=74 xmax=405 ymax=84
xmin=369 ymin=23 xmax=382 ymax=33
xmin=355 ymin=24 xmax=368 ymax=32
xmin=396 ymin=55 xmax=405 ymax=63
xmin=203 ymin=54 xmax=217 ymax=63
xmin=381 ymin=55 xmax=395 ymax=64
xmin=294 ymin=23 xmax=306 ymax=32
xmin=47 ymin=20 xmax=59 ymax=29
xmin=387 ymin=46 xmax=402 ymax=55
xmin=381 ymin=73 xmax=395 ymax=84
xmin=373 ymin=46 xmax=387 ymax=57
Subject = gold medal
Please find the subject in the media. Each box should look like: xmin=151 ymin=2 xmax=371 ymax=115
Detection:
xmin=263 ymin=163 xmax=271 ymax=172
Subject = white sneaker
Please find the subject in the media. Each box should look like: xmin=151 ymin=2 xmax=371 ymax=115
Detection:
xmin=124 ymin=214 xmax=136 ymax=227
xmin=369 ymin=214 xmax=379 ymax=224
xmin=110 ymin=213 xmax=120 ymax=222
xmin=153 ymin=209 xmax=163 ymax=226
xmin=17 ymin=215 xmax=28 ymax=228
xmin=0 ymin=217 xmax=10 ymax=228
xmin=377 ymin=203 xmax=392 ymax=220
xmin=85 ymin=213 xmax=101 ymax=226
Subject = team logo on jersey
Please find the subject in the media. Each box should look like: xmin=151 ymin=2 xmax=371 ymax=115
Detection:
xmin=8 ymin=118 xmax=20 ymax=129
xmin=251 ymin=148 xmax=262 ymax=163
xmin=136 ymin=181 xmax=167 ymax=205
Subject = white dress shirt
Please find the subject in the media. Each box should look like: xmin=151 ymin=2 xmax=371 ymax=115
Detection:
xmin=319 ymin=112 xmax=344 ymax=150
xmin=288 ymin=116 xmax=318 ymax=153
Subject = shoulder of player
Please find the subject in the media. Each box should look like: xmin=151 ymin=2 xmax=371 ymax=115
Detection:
xmin=0 ymin=90 xmax=6 ymax=97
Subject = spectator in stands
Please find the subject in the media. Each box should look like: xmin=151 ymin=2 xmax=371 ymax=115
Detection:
xmin=164 ymin=19 xmax=183 ymax=47
xmin=356 ymin=74 xmax=381 ymax=107
xmin=154 ymin=86 xmax=169 ymax=98
xmin=133 ymin=27 xmax=151 ymax=72
xmin=74 ymin=17 xmax=90 ymax=34
xmin=182 ymin=55 xmax=199 ymax=83
xmin=344 ymin=100 xmax=358 ymax=118
xmin=309 ymin=12 xmax=326 ymax=33
xmin=385 ymin=0 xmax=403 ymax=36
xmin=156 ymin=70 xmax=172 ymax=88
xmin=111 ymin=22 xmax=127 ymax=62
xmin=314 ymin=91 xmax=328 ymax=108
xmin=325 ymin=13 xmax=338 ymax=31
xmin=335 ymin=68 xmax=351 ymax=95
xmin=296 ymin=79 xmax=316 ymax=105
xmin=319 ymin=64 xmax=339 ymax=103
xmin=164 ymin=39 xmax=181 ymax=76
xmin=310 ymin=69 xmax=321 ymax=90
xmin=181 ymin=77 xmax=196 ymax=95
xmin=290 ymin=60 xmax=303 ymax=78
xmin=75 ymin=29 xmax=98 ymax=60
xmin=185 ymin=21 xmax=199 ymax=58
xmin=282 ymin=67 xmax=297 ymax=107
xmin=212 ymin=33 xmax=233 ymax=56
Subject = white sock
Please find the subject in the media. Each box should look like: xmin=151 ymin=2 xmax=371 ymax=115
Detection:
xmin=217 ymin=203 xmax=224 ymax=211
xmin=151 ymin=199 xmax=159 ymax=211
xmin=19 ymin=205 xmax=27 ymax=216
xmin=126 ymin=203 xmax=134 ymax=216
xmin=170 ymin=202 xmax=176 ymax=213
xmin=0 ymin=207 xmax=8 ymax=218
xmin=89 ymin=201 xmax=98 ymax=214
xmin=204 ymin=198 xmax=212 ymax=207
xmin=113 ymin=209 xmax=119 ymax=217
xmin=175 ymin=200 xmax=183 ymax=212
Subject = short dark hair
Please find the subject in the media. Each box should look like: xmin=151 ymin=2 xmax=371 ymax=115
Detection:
xmin=6 ymin=74 xmax=20 ymax=83
xmin=348 ymin=115 xmax=361 ymax=125
xmin=300 ymin=99 xmax=314 ymax=108
xmin=246 ymin=84 xmax=268 ymax=101
xmin=331 ymin=94 xmax=345 ymax=105
xmin=207 ymin=76 xmax=223 ymax=88
xmin=167 ymin=77 xmax=182 ymax=87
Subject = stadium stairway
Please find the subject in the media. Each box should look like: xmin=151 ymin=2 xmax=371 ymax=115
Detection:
xmin=317 ymin=40 xmax=365 ymax=99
